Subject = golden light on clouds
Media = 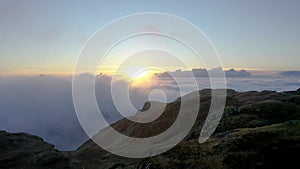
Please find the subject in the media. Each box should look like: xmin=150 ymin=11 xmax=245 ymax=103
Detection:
xmin=115 ymin=66 xmax=160 ymax=88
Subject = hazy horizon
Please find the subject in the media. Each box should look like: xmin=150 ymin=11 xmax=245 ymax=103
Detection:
xmin=1 ymin=70 xmax=299 ymax=150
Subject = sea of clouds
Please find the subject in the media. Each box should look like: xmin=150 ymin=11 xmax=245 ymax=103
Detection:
xmin=0 ymin=71 xmax=299 ymax=150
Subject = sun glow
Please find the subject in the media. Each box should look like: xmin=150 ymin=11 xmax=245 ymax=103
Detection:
xmin=119 ymin=66 xmax=159 ymax=88
xmin=133 ymin=71 xmax=149 ymax=79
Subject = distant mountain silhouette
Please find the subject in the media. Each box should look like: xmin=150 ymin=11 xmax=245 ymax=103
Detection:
xmin=156 ymin=68 xmax=251 ymax=78
xmin=280 ymin=71 xmax=300 ymax=77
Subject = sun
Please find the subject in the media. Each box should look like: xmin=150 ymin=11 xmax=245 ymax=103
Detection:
xmin=121 ymin=66 xmax=158 ymax=87
xmin=123 ymin=66 xmax=150 ymax=80
xmin=131 ymin=70 xmax=150 ymax=79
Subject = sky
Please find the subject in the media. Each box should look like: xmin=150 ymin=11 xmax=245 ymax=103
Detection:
xmin=0 ymin=0 xmax=300 ymax=76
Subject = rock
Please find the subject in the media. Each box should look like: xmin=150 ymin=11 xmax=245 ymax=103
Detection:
xmin=0 ymin=130 xmax=70 ymax=169
xmin=70 ymin=159 xmax=82 ymax=164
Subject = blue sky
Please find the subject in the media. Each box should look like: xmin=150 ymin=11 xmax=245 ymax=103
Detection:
xmin=0 ymin=0 xmax=299 ymax=75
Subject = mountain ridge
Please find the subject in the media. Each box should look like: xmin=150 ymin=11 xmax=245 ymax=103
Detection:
xmin=1 ymin=88 xmax=300 ymax=169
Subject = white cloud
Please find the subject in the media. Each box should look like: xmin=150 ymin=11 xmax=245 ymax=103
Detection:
xmin=0 ymin=72 xmax=299 ymax=150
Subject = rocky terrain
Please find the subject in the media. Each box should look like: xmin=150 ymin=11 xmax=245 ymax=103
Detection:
xmin=0 ymin=130 xmax=69 ymax=169
xmin=1 ymin=89 xmax=300 ymax=169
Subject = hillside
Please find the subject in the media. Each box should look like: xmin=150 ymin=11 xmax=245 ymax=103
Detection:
xmin=70 ymin=88 xmax=300 ymax=169
xmin=1 ymin=88 xmax=300 ymax=169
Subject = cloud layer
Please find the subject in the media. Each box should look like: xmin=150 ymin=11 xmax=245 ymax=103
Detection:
xmin=0 ymin=71 xmax=299 ymax=150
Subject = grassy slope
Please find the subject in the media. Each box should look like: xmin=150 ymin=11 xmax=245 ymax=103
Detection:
xmin=70 ymin=89 xmax=300 ymax=169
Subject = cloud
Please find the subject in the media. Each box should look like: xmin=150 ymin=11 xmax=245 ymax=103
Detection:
xmin=0 ymin=71 xmax=299 ymax=151
xmin=0 ymin=75 xmax=85 ymax=150
xmin=0 ymin=74 xmax=178 ymax=150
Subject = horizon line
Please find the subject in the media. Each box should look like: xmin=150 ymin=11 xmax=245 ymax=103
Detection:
xmin=1 ymin=67 xmax=300 ymax=77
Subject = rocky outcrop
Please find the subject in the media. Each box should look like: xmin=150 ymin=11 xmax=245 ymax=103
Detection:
xmin=0 ymin=130 xmax=70 ymax=169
